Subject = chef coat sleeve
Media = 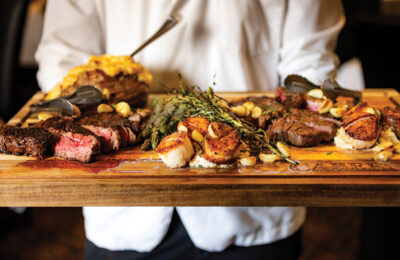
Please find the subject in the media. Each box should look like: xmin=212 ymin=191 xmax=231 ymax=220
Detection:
xmin=35 ymin=0 xmax=104 ymax=93
xmin=277 ymin=0 xmax=345 ymax=86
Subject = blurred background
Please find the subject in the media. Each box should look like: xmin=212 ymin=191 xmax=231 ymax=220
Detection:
xmin=0 ymin=0 xmax=399 ymax=259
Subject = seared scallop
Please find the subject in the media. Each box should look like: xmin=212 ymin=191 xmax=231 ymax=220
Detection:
xmin=155 ymin=131 xmax=194 ymax=168
xmin=203 ymin=122 xmax=240 ymax=164
xmin=338 ymin=103 xmax=380 ymax=149
xmin=177 ymin=117 xmax=210 ymax=138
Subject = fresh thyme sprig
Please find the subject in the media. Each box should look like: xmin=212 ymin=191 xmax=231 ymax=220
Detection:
xmin=168 ymin=85 xmax=296 ymax=164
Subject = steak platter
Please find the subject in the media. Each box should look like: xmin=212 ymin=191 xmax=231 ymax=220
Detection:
xmin=1 ymin=56 xmax=400 ymax=207
xmin=0 ymin=55 xmax=399 ymax=170
xmin=2 ymin=84 xmax=400 ymax=170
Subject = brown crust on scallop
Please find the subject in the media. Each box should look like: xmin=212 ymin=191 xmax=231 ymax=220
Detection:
xmin=180 ymin=117 xmax=210 ymax=136
xmin=203 ymin=123 xmax=240 ymax=164
xmin=344 ymin=116 xmax=380 ymax=141
xmin=155 ymin=131 xmax=187 ymax=154
xmin=342 ymin=102 xmax=380 ymax=141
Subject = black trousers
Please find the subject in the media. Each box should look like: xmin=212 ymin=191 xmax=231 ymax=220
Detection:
xmin=84 ymin=210 xmax=302 ymax=260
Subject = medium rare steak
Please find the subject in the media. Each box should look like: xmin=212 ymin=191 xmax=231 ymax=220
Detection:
xmin=268 ymin=109 xmax=340 ymax=147
xmin=35 ymin=117 xmax=100 ymax=163
xmin=78 ymin=112 xmax=140 ymax=153
xmin=0 ymin=125 xmax=53 ymax=159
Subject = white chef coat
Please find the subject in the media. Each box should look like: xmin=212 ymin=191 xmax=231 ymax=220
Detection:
xmin=35 ymin=0 xmax=344 ymax=252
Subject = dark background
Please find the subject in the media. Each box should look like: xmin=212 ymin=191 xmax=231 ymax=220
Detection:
xmin=1 ymin=0 xmax=400 ymax=259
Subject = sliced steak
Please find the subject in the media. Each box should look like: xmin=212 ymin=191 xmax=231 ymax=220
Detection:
xmin=35 ymin=117 xmax=100 ymax=163
xmin=268 ymin=119 xmax=325 ymax=147
xmin=289 ymin=109 xmax=341 ymax=140
xmin=0 ymin=125 xmax=53 ymax=159
xmin=267 ymin=109 xmax=339 ymax=147
xmin=78 ymin=112 xmax=140 ymax=153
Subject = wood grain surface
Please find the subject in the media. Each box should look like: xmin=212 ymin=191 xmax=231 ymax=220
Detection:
xmin=1 ymin=89 xmax=400 ymax=207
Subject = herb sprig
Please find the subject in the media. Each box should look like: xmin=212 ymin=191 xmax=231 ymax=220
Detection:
xmin=168 ymin=84 xmax=296 ymax=164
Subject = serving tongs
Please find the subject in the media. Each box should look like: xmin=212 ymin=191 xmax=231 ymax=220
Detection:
xmin=284 ymin=74 xmax=362 ymax=101
xmin=30 ymin=85 xmax=103 ymax=116
xmin=130 ymin=14 xmax=181 ymax=57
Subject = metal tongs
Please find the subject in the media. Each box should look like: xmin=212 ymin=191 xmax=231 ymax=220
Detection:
xmin=130 ymin=14 xmax=181 ymax=57
xmin=30 ymin=85 xmax=103 ymax=116
xmin=284 ymin=74 xmax=362 ymax=101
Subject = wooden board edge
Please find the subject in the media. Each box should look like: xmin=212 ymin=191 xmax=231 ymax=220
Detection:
xmin=1 ymin=181 xmax=400 ymax=206
xmin=7 ymin=92 xmax=45 ymax=126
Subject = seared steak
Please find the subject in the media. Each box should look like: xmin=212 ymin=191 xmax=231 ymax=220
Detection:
xmin=289 ymin=109 xmax=341 ymax=139
xmin=268 ymin=109 xmax=340 ymax=147
xmin=0 ymin=125 xmax=53 ymax=159
xmin=78 ymin=112 xmax=140 ymax=153
xmin=268 ymin=119 xmax=326 ymax=147
xmin=35 ymin=117 xmax=100 ymax=163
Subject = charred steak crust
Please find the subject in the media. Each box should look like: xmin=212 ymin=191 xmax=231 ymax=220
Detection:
xmin=0 ymin=126 xmax=53 ymax=159
xmin=35 ymin=117 xmax=95 ymax=137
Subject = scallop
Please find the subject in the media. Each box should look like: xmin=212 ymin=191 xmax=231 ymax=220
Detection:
xmin=155 ymin=131 xmax=194 ymax=168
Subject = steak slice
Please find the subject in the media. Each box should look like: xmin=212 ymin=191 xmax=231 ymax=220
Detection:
xmin=35 ymin=117 xmax=100 ymax=163
xmin=0 ymin=125 xmax=53 ymax=159
xmin=289 ymin=109 xmax=341 ymax=141
xmin=78 ymin=112 xmax=139 ymax=153
xmin=268 ymin=118 xmax=326 ymax=147
xmin=268 ymin=109 xmax=339 ymax=147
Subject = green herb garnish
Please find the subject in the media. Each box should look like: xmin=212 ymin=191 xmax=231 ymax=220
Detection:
xmin=167 ymin=83 xmax=296 ymax=164
xmin=267 ymin=105 xmax=276 ymax=112
xmin=325 ymin=151 xmax=333 ymax=155
xmin=140 ymin=96 xmax=188 ymax=150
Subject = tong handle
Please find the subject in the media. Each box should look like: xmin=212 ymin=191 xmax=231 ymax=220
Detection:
xmin=130 ymin=14 xmax=180 ymax=57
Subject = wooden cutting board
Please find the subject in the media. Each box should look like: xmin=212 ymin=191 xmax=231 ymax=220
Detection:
xmin=1 ymin=89 xmax=400 ymax=207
